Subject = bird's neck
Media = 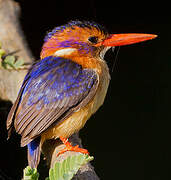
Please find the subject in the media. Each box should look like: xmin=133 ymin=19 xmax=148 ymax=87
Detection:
xmin=70 ymin=55 xmax=102 ymax=73
xmin=41 ymin=46 xmax=103 ymax=74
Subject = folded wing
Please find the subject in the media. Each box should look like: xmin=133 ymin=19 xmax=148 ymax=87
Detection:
xmin=7 ymin=56 xmax=98 ymax=146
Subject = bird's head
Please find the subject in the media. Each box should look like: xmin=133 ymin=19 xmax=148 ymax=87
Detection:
xmin=40 ymin=20 xmax=157 ymax=68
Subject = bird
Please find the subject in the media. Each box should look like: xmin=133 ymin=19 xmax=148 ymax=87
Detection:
xmin=6 ymin=20 xmax=157 ymax=168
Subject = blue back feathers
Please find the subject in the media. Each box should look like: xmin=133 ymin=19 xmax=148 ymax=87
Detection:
xmin=21 ymin=56 xmax=97 ymax=109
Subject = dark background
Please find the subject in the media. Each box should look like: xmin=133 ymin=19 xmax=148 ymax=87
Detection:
xmin=0 ymin=0 xmax=171 ymax=179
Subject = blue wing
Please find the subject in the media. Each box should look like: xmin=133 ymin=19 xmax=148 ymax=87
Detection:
xmin=7 ymin=56 xmax=98 ymax=146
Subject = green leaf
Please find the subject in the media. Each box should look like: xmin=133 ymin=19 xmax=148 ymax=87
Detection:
xmin=23 ymin=166 xmax=39 ymax=180
xmin=4 ymin=55 xmax=15 ymax=65
xmin=13 ymin=58 xmax=24 ymax=68
xmin=2 ymin=55 xmax=15 ymax=69
xmin=47 ymin=154 xmax=94 ymax=180
xmin=0 ymin=49 xmax=6 ymax=58
xmin=0 ymin=42 xmax=25 ymax=69
xmin=49 ymin=168 xmax=55 ymax=180
xmin=2 ymin=55 xmax=24 ymax=69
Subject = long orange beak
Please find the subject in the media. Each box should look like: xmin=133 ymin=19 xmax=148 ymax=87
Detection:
xmin=96 ymin=33 xmax=157 ymax=47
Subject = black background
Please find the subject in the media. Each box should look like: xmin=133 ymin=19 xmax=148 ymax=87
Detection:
xmin=0 ymin=0 xmax=171 ymax=179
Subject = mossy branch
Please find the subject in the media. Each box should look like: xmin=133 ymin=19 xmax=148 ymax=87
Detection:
xmin=23 ymin=154 xmax=94 ymax=180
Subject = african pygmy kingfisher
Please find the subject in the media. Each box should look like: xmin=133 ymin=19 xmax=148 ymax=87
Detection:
xmin=6 ymin=20 xmax=157 ymax=168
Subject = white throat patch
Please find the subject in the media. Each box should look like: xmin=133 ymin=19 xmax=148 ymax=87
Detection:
xmin=100 ymin=47 xmax=111 ymax=60
xmin=54 ymin=48 xmax=76 ymax=57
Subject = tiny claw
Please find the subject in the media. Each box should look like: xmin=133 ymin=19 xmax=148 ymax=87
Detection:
xmin=73 ymin=145 xmax=79 ymax=149
xmin=57 ymin=136 xmax=89 ymax=157
xmin=57 ymin=147 xmax=68 ymax=156
xmin=73 ymin=146 xmax=89 ymax=155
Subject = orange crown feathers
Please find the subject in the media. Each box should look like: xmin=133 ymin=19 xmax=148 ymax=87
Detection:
xmin=40 ymin=21 xmax=108 ymax=59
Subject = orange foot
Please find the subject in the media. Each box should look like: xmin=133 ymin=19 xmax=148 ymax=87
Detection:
xmin=57 ymin=136 xmax=89 ymax=156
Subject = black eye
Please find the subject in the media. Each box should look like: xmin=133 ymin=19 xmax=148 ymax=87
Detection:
xmin=88 ymin=36 xmax=98 ymax=44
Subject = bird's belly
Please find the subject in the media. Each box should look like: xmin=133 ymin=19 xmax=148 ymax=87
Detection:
xmin=41 ymin=101 xmax=94 ymax=142
xmin=41 ymin=81 xmax=109 ymax=143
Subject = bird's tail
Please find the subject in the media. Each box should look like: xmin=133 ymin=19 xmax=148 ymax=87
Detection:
xmin=27 ymin=137 xmax=41 ymax=168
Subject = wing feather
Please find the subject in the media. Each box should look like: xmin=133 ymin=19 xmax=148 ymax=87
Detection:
xmin=7 ymin=56 xmax=98 ymax=146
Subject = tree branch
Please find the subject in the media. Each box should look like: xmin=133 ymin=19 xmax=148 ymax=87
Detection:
xmin=42 ymin=133 xmax=100 ymax=180
xmin=0 ymin=0 xmax=100 ymax=179
xmin=0 ymin=0 xmax=33 ymax=63
xmin=0 ymin=0 xmax=32 ymax=103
